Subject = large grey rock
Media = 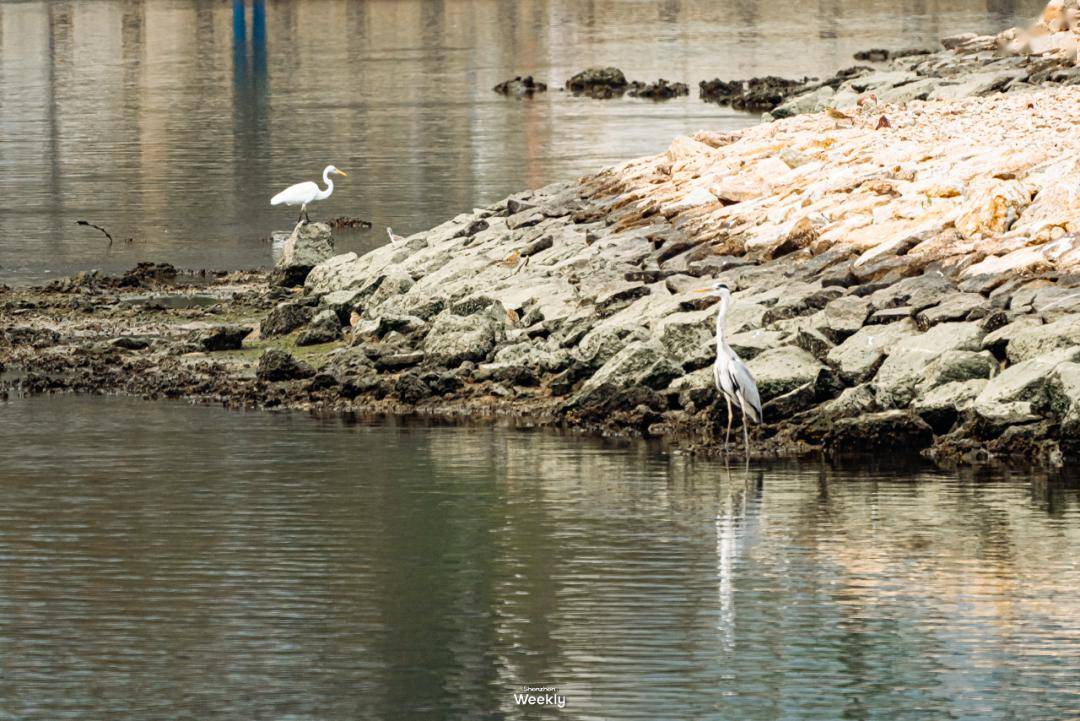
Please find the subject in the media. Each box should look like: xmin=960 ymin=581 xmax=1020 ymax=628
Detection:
xmin=261 ymin=300 xmax=316 ymax=338
xmin=304 ymin=252 xmax=361 ymax=295
xmin=762 ymin=382 xmax=819 ymax=421
xmin=826 ymin=318 xmax=919 ymax=385
xmin=981 ymin=315 xmax=1043 ymax=356
xmin=304 ymin=241 xmax=420 ymax=297
xmin=1005 ymin=314 xmax=1080 ymax=364
xmin=399 ymin=291 xmax=449 ymax=321
xmin=973 ymin=347 xmax=1080 ymax=427
xmin=319 ymin=289 xmax=367 ymax=323
xmin=826 ymin=410 xmax=934 ymax=451
xmin=795 ymin=327 xmax=835 ymax=361
xmin=873 ymin=322 xmax=986 ymax=407
xmin=818 ymin=384 xmax=878 ymax=419
xmin=374 ymin=314 xmax=427 ymax=338
xmin=915 ymin=293 xmax=988 ymax=330
xmin=273 ymin=222 xmax=334 ymax=287
xmin=913 ymin=378 xmax=988 ymax=434
xmin=296 ymin=309 xmax=341 ymax=347
xmin=761 ymin=284 xmax=843 ymax=325
xmin=1052 ymin=362 xmax=1080 ymax=438
xmin=192 ymin=324 xmax=251 ymax=352
xmin=917 ymin=350 xmax=996 ymax=392
xmin=666 ymin=367 xmax=715 ymax=410
xmin=727 ymin=330 xmax=786 ymax=361
xmin=654 ymin=309 xmax=715 ymax=370
xmin=565 ymin=67 xmax=629 ymax=96
xmin=423 ymin=311 xmax=503 ymax=367
xmin=569 ymin=340 xmax=681 ymax=408
xmin=844 ymin=70 xmax=918 ymax=92
xmin=771 ymin=85 xmax=834 ymax=119
xmin=928 ymin=70 xmax=1027 ymax=100
xmin=257 ymin=349 xmax=314 ymax=382
xmin=868 ymin=273 xmax=955 ymax=312
xmin=493 ymin=341 xmax=571 ymax=374
xmin=747 ymin=346 xmax=824 ymax=401
xmin=868 ymin=307 xmax=915 ymax=325
xmin=574 ymin=319 xmax=649 ymax=369
xmin=279 ymin=222 xmax=334 ymax=268
xmin=1028 ymin=287 xmax=1080 ymax=320
xmin=813 ymin=294 xmax=871 ymax=342
xmin=875 ymin=78 xmax=937 ymax=104
xmin=364 ymin=267 xmax=416 ymax=312
xmin=722 ymin=300 xmax=768 ymax=334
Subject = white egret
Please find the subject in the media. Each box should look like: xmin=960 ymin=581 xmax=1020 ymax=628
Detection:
xmin=695 ymin=281 xmax=762 ymax=457
xmin=387 ymin=227 xmax=405 ymax=245
xmin=270 ymin=165 xmax=348 ymax=224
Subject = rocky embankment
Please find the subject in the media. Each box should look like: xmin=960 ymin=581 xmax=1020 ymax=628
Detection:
xmin=5 ymin=30 xmax=1080 ymax=465
xmin=701 ymin=22 xmax=1080 ymax=116
xmin=499 ymin=2 xmax=1080 ymax=110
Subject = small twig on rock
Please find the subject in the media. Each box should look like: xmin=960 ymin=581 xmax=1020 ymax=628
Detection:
xmin=75 ymin=220 xmax=114 ymax=245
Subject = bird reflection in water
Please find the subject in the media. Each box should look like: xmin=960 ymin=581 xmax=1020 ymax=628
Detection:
xmin=715 ymin=467 xmax=765 ymax=651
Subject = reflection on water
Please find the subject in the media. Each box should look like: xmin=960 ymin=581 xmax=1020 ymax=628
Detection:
xmin=0 ymin=394 xmax=1077 ymax=720
xmin=0 ymin=0 xmax=1044 ymax=282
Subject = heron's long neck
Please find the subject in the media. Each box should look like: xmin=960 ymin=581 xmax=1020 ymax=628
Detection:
xmin=715 ymin=295 xmax=729 ymax=348
xmin=317 ymin=169 xmax=334 ymax=200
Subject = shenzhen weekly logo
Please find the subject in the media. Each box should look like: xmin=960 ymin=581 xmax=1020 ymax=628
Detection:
xmin=513 ymin=686 xmax=567 ymax=709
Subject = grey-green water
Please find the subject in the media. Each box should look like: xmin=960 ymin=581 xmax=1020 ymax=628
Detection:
xmin=1 ymin=394 xmax=1078 ymax=720
xmin=0 ymin=0 xmax=1045 ymax=283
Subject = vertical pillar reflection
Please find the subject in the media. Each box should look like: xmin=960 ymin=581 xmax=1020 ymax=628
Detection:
xmin=232 ymin=0 xmax=269 ymax=235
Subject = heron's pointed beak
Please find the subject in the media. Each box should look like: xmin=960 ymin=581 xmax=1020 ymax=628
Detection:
xmin=693 ymin=288 xmax=710 ymax=293
xmin=337 ymin=169 xmax=348 ymax=176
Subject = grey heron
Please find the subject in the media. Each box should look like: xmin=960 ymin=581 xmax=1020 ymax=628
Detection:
xmin=695 ymin=280 xmax=762 ymax=456
xmin=387 ymin=227 xmax=405 ymax=245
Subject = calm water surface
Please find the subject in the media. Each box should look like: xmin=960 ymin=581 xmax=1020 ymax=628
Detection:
xmin=0 ymin=0 xmax=1045 ymax=282
xmin=0 ymin=394 xmax=1078 ymax=720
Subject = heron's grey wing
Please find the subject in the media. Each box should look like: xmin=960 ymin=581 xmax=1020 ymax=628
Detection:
xmin=731 ymin=357 xmax=762 ymax=423
xmin=715 ymin=358 xmax=736 ymax=402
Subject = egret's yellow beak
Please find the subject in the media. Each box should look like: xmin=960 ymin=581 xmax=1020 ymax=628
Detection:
xmin=337 ymin=169 xmax=348 ymax=176
xmin=693 ymin=287 xmax=711 ymax=293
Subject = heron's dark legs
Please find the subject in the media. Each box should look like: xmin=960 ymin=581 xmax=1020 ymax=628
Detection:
xmin=724 ymin=397 xmax=733 ymax=454
xmin=742 ymin=416 xmax=750 ymax=460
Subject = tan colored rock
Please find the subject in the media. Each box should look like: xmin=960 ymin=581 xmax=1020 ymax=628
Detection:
xmin=955 ymin=179 xmax=1031 ymax=239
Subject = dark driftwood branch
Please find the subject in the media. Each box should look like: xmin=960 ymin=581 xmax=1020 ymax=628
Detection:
xmin=75 ymin=220 xmax=114 ymax=245
xmin=327 ymin=216 xmax=374 ymax=230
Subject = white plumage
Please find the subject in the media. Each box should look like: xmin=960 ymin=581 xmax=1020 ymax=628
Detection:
xmin=271 ymin=164 xmax=347 ymax=223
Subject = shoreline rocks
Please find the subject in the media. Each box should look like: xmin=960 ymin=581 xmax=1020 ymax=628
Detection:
xmin=565 ymin=67 xmax=689 ymax=100
xmin=504 ymin=0 xmax=1080 ymax=111
xmin=566 ymin=67 xmax=628 ymax=98
xmin=7 ymin=7 xmax=1080 ymax=467
xmin=494 ymin=76 xmax=548 ymax=97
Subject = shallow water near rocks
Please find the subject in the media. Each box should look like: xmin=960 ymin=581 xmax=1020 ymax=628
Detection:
xmin=0 ymin=0 xmax=1045 ymax=283
xmin=1 ymin=393 xmax=1078 ymax=720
